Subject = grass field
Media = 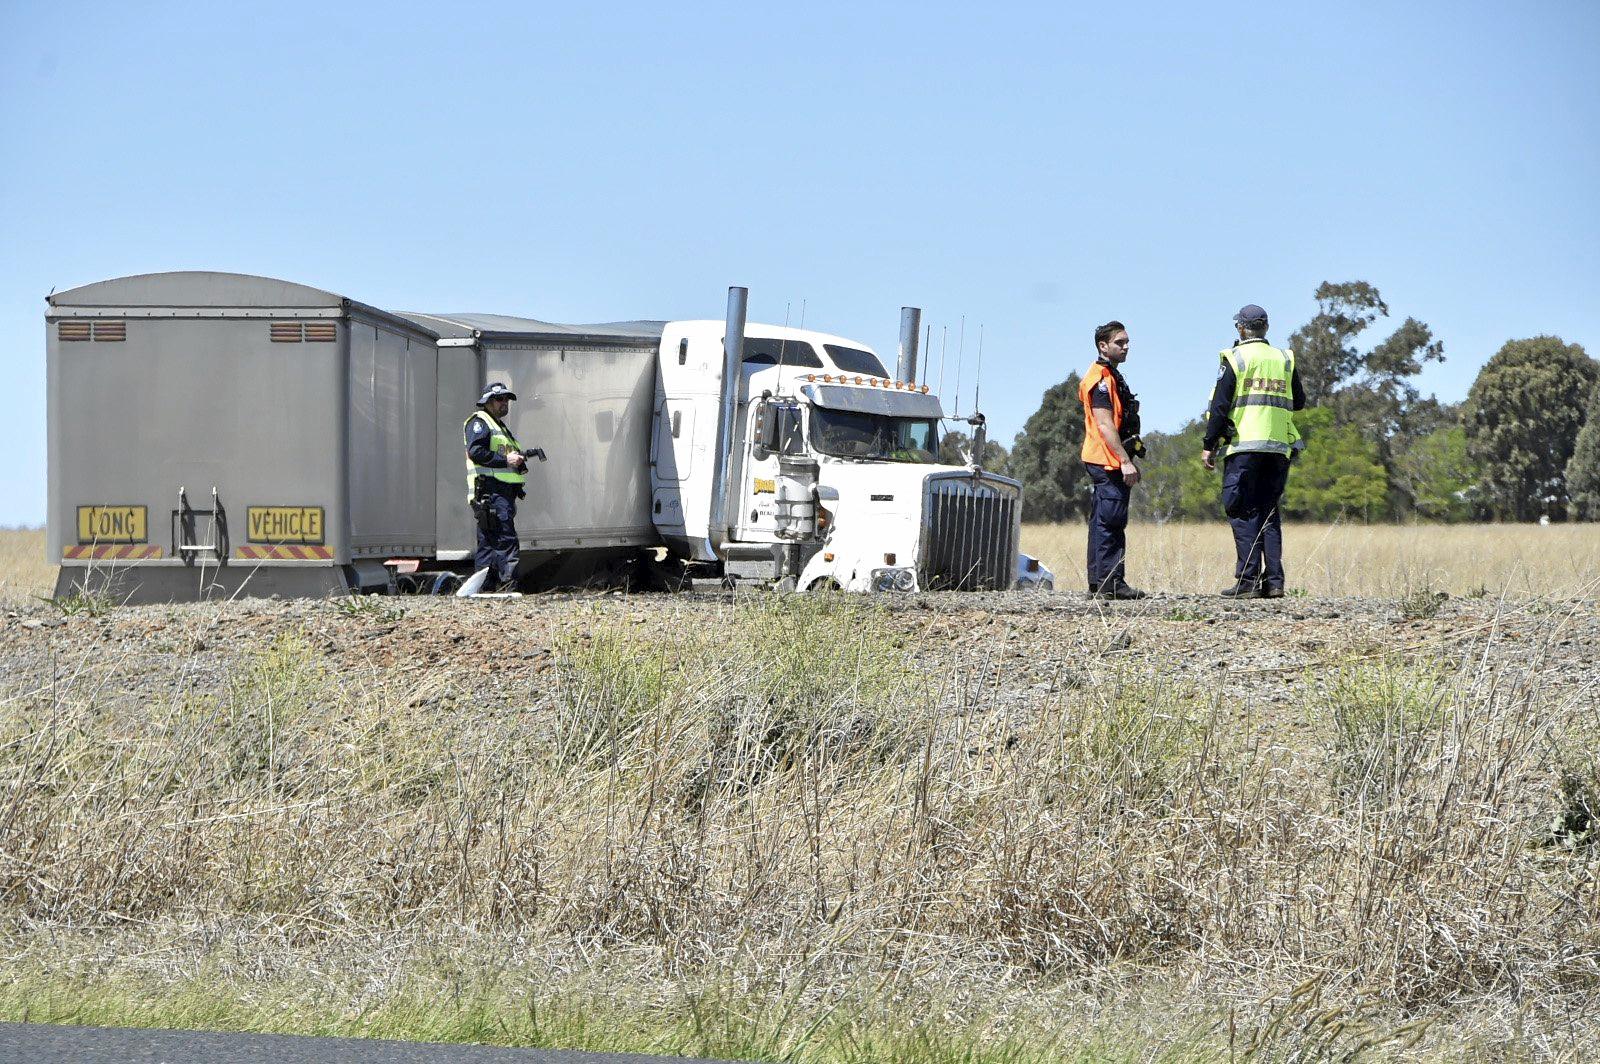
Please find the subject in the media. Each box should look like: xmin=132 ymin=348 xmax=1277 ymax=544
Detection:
xmin=11 ymin=524 xmax=1599 ymax=604
xmin=1023 ymin=521 xmax=1600 ymax=598
xmin=2 ymin=527 xmax=1600 ymax=1061
xmin=0 ymin=527 xmax=49 ymax=603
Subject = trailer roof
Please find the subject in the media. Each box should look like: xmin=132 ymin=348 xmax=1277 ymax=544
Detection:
xmin=401 ymin=312 xmax=667 ymax=344
xmin=49 ymin=271 xmax=353 ymax=309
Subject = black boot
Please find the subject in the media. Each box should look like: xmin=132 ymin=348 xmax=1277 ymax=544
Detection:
xmin=1219 ymin=578 xmax=1263 ymax=599
xmin=1093 ymin=579 xmax=1148 ymax=601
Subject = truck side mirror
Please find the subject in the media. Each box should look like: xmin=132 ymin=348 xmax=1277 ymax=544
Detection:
xmin=752 ymin=401 xmax=778 ymax=460
xmin=970 ymin=413 xmax=988 ymax=469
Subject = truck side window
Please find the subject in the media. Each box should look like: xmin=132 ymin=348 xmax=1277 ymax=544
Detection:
xmin=823 ymin=344 xmax=889 ymax=378
xmin=741 ymin=337 xmax=823 ymax=369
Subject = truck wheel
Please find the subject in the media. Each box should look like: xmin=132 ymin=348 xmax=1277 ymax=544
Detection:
xmin=429 ymin=572 xmax=463 ymax=595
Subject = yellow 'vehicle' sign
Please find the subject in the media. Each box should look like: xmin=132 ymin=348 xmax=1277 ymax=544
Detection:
xmin=247 ymin=506 xmax=325 ymax=544
xmin=77 ymin=505 xmax=147 ymax=544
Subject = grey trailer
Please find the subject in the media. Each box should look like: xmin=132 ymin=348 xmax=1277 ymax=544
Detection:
xmin=401 ymin=312 xmax=665 ymax=580
xmin=47 ymin=272 xmax=441 ymax=603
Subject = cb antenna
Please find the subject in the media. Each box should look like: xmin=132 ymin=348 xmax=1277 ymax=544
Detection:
xmin=937 ymin=324 xmax=948 ymax=401
xmin=952 ymin=315 xmax=966 ymax=417
xmin=974 ymin=324 xmax=984 ymax=414
xmin=775 ymin=300 xmax=793 ymax=394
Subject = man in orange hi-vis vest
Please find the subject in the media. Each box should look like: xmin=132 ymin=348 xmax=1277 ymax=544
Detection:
xmin=1078 ymin=320 xmax=1147 ymax=600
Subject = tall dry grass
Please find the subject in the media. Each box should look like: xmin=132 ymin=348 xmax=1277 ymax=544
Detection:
xmin=1024 ymin=521 xmax=1600 ymax=597
xmin=6 ymin=525 xmax=1596 ymax=605
xmin=2 ymin=594 xmax=1598 ymax=1059
xmin=0 ymin=527 xmax=51 ymax=604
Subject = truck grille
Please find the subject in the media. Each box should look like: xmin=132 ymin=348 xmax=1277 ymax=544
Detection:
xmin=920 ymin=475 xmax=1020 ymax=591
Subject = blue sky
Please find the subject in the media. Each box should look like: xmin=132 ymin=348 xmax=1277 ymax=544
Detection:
xmin=2 ymin=0 xmax=1596 ymax=526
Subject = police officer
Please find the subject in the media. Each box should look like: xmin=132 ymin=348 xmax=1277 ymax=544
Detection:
xmin=465 ymin=382 xmax=531 ymax=591
xmin=1200 ymin=305 xmax=1305 ymax=598
xmin=1079 ymin=320 xmax=1147 ymax=599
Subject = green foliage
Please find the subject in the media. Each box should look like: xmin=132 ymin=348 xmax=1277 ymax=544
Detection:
xmin=1462 ymin=336 xmax=1599 ymax=521
xmin=1287 ymin=281 xmax=1390 ymax=406
xmin=937 ymin=429 xmax=1010 ymax=473
xmin=38 ymin=588 xmax=116 ymax=617
xmin=1282 ymin=407 xmax=1389 ymax=519
xmin=326 ymin=594 xmax=406 ymax=622
xmin=1566 ymin=375 xmax=1600 ymax=520
xmin=1318 ymin=659 xmax=1450 ymax=805
xmin=1279 ymin=281 xmax=1469 ymax=522
xmin=1131 ymin=421 xmax=1219 ymax=521
xmin=1392 ymin=423 xmax=1477 ymax=522
xmin=1008 ymin=372 xmax=1088 ymax=521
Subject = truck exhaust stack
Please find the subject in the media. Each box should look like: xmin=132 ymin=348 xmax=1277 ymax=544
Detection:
xmin=709 ymin=286 xmax=748 ymax=553
xmin=897 ymin=306 xmax=922 ymax=383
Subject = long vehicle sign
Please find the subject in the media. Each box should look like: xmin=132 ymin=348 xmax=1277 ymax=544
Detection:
xmin=77 ymin=505 xmax=146 ymax=544
xmin=247 ymin=506 xmax=324 ymax=544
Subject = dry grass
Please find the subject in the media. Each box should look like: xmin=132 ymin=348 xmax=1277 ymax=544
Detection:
xmin=0 ymin=527 xmax=51 ymax=604
xmin=3 ymin=593 xmax=1599 ymax=1060
xmin=8 ymin=525 xmax=1596 ymax=605
xmin=1024 ymin=521 xmax=1600 ymax=598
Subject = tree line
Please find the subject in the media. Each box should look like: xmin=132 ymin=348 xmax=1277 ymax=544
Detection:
xmin=977 ymin=281 xmax=1600 ymax=523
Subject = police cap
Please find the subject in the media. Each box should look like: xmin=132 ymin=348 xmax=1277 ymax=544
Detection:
xmin=478 ymin=382 xmax=517 ymax=405
xmin=1233 ymin=304 xmax=1269 ymax=326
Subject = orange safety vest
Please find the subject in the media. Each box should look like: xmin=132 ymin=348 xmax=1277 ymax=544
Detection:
xmin=1079 ymin=362 xmax=1125 ymax=469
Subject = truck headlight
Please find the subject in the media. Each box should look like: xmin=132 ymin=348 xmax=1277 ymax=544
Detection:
xmin=870 ymin=567 xmax=917 ymax=593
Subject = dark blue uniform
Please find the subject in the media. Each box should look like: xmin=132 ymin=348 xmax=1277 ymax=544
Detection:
xmin=465 ymin=414 xmax=521 ymax=590
xmin=1085 ymin=464 xmax=1130 ymax=592
xmin=1204 ymin=351 xmax=1306 ymax=591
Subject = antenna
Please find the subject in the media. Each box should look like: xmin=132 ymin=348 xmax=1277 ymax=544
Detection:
xmin=799 ymin=299 xmax=807 ymax=328
xmin=974 ymin=324 xmax=984 ymax=414
xmin=937 ymin=325 xmax=948 ymax=401
xmin=775 ymin=300 xmax=793 ymax=395
xmin=952 ymin=315 xmax=966 ymax=417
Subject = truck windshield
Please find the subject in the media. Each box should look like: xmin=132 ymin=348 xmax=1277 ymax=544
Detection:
xmin=811 ymin=409 xmax=940 ymax=462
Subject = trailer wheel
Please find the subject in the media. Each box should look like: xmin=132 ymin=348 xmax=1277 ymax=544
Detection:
xmin=803 ymin=577 xmax=842 ymax=593
xmin=428 ymin=572 xmax=464 ymax=596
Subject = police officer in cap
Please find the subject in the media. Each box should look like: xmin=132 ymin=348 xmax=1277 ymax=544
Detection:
xmin=1079 ymin=320 xmax=1147 ymax=599
xmin=1200 ymin=305 xmax=1305 ymax=598
xmin=465 ymin=382 xmax=537 ymax=591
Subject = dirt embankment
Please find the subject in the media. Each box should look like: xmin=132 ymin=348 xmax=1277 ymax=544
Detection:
xmin=5 ymin=590 xmax=1596 ymax=714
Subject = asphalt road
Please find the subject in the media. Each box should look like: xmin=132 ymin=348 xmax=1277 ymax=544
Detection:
xmin=0 ymin=1023 xmax=746 ymax=1064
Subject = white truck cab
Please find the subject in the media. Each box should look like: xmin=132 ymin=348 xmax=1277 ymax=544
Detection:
xmin=650 ymin=317 xmax=1053 ymax=593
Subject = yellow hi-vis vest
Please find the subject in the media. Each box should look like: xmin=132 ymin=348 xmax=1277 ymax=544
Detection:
xmin=1220 ymin=341 xmax=1301 ymax=458
xmin=465 ymin=410 xmax=527 ymax=500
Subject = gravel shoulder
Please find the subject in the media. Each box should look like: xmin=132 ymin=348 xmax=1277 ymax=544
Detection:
xmin=4 ymin=589 xmax=1596 ymax=725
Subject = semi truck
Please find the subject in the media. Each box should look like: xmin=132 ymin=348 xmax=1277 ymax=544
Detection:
xmin=45 ymin=271 xmax=1053 ymax=602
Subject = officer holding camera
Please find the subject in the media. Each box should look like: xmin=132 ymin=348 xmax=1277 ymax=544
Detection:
xmin=464 ymin=382 xmax=544 ymax=592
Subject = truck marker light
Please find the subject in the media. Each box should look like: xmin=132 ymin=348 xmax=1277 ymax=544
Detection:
xmin=824 ymin=552 xmax=835 ymax=562
xmin=884 ymin=553 xmax=896 ymax=565
xmin=805 ymin=374 xmax=816 ymax=382
xmin=920 ymin=385 xmax=929 ymax=394
xmin=853 ymin=376 xmax=863 ymax=385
